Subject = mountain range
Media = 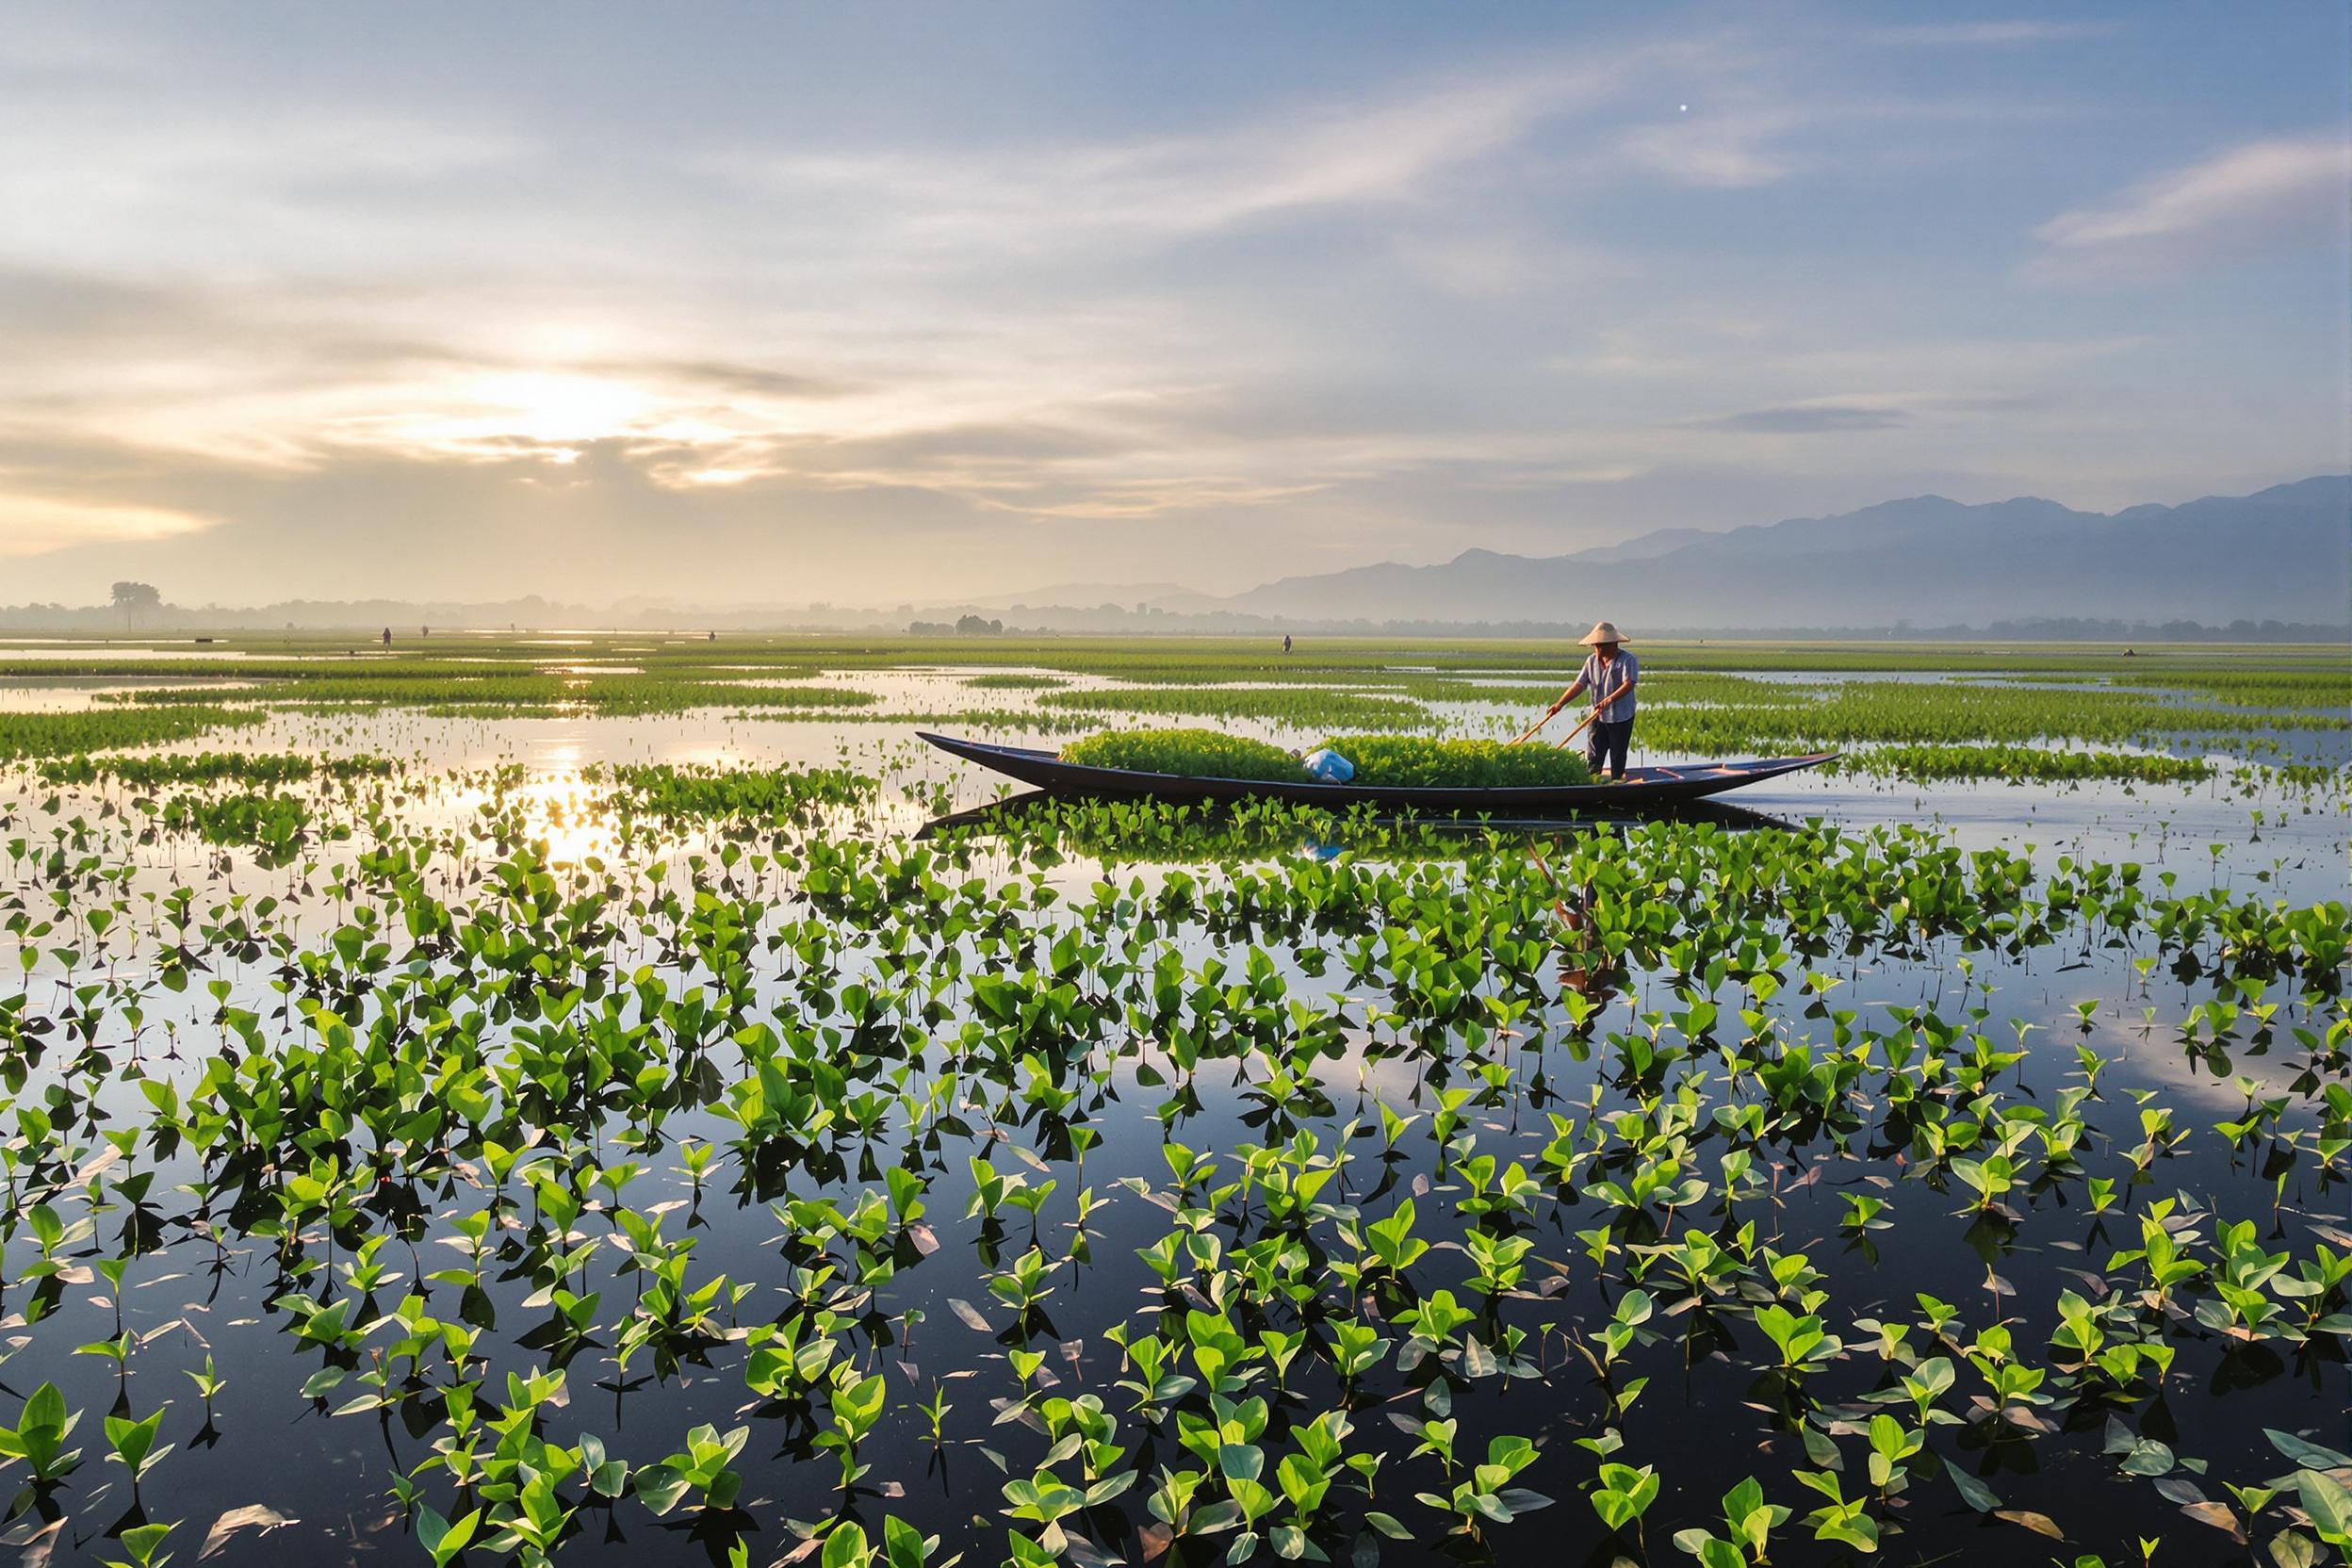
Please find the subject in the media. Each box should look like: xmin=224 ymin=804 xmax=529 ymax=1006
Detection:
xmin=5 ymin=478 xmax=2344 ymax=635
xmin=1183 ymin=476 xmax=2350 ymax=630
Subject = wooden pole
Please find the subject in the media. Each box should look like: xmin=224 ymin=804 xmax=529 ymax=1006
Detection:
xmin=1554 ymin=678 xmax=1632 ymax=750
xmin=1512 ymin=674 xmax=1632 ymax=747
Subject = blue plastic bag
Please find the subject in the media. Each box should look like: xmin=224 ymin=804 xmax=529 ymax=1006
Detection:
xmin=1301 ymin=746 xmax=1354 ymax=783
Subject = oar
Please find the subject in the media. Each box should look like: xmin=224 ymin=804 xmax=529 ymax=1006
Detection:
xmin=1506 ymin=711 xmax=1553 ymax=746
xmin=1511 ymin=674 xmax=1628 ymax=746
xmin=1553 ymin=679 xmax=1632 ymax=750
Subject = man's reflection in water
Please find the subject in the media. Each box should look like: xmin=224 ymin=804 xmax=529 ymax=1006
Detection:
xmin=1533 ymin=847 xmax=1622 ymax=1010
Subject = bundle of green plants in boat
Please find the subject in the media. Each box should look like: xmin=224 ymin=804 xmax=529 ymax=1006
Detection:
xmin=1060 ymin=727 xmax=1592 ymax=787
xmin=1323 ymin=733 xmax=1591 ymax=788
xmin=1059 ymin=727 xmax=1306 ymax=780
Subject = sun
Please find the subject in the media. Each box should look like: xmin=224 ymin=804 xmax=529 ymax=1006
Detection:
xmin=467 ymin=371 xmax=659 ymax=445
xmin=338 ymin=369 xmax=667 ymax=457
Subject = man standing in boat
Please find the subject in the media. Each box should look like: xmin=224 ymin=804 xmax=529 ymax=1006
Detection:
xmin=1542 ymin=621 xmax=1639 ymax=780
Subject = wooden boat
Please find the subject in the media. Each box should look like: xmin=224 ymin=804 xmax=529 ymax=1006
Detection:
xmin=919 ymin=731 xmax=1836 ymax=813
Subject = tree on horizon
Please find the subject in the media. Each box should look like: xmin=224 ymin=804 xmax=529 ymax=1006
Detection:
xmin=110 ymin=580 xmax=161 ymax=630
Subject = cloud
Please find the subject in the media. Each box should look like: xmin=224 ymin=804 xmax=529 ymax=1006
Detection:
xmin=1609 ymin=81 xmax=2071 ymax=192
xmin=0 ymin=494 xmax=214 ymax=555
xmin=703 ymin=50 xmax=1657 ymax=258
xmin=580 ymin=360 xmax=864 ymax=402
xmin=0 ymin=11 xmax=2340 ymax=606
xmin=1865 ymin=22 xmax=2113 ymax=46
xmin=1389 ymin=231 xmax=1610 ymax=299
xmin=1616 ymin=106 xmax=1805 ymax=188
xmin=2028 ymin=131 xmax=2351 ymax=281
xmin=1694 ymin=404 xmax=1912 ymax=434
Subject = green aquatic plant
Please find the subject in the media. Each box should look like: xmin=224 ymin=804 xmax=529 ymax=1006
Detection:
xmin=104 ymin=1405 xmax=172 ymax=1493
xmin=36 ymin=750 xmax=398 ymax=788
xmin=1419 ymin=1433 xmax=1550 ymax=1537
xmin=1589 ymin=1462 xmax=1660 ymax=1543
xmin=1670 ymin=1478 xmax=1789 ymax=1567
xmin=1059 ymin=727 xmax=1306 ymax=780
xmin=1834 ymin=743 xmax=2216 ymax=786
xmin=415 ymin=1505 xmax=483 ymax=1568
xmin=1044 ymin=685 xmax=1429 ymax=729
xmin=634 ymin=1422 xmax=749 ymax=1514
xmin=0 ymin=1381 xmax=81 ymax=1483
xmin=1791 ymin=1468 xmax=1877 ymax=1551
xmin=99 ymin=1522 xmax=175 ymax=1568
xmin=965 ymin=672 xmax=1066 ymax=690
xmin=596 ymin=760 xmax=875 ymax=822
xmin=1322 ymin=733 xmax=1592 ymax=788
xmin=0 ymin=705 xmax=267 ymax=760
xmin=0 ymin=645 xmax=2344 ymax=1565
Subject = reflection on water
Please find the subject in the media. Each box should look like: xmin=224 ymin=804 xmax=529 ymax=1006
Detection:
xmin=917 ymin=790 xmax=1804 ymax=860
xmin=0 ymin=684 xmax=2344 ymax=1566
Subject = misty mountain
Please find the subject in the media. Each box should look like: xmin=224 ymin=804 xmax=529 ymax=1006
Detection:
xmin=5 ymin=479 xmax=2344 ymax=638
xmin=1213 ymin=478 xmax=2351 ymax=629
xmin=1560 ymin=527 xmax=1718 ymax=564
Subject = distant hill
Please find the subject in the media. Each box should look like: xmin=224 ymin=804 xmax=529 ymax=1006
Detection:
xmin=1215 ymin=477 xmax=2352 ymax=629
xmin=3 ymin=479 xmax=2342 ymax=637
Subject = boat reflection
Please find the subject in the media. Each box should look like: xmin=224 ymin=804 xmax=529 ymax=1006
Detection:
xmin=916 ymin=789 xmax=1801 ymax=860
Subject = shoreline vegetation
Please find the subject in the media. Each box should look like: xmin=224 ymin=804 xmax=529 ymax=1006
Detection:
xmin=1 ymin=634 xmax=2342 ymax=790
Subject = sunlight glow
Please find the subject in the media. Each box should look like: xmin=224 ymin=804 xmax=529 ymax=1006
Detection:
xmin=0 ymin=496 xmax=215 ymax=555
xmin=442 ymin=371 xmax=659 ymax=446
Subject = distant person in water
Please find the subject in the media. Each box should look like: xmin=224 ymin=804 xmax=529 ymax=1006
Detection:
xmin=1543 ymin=620 xmax=1639 ymax=780
xmin=1282 ymin=633 xmax=1292 ymax=654
xmin=381 ymin=627 xmax=391 ymax=647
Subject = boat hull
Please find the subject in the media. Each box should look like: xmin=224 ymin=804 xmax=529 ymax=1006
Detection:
xmin=918 ymin=731 xmax=1836 ymax=812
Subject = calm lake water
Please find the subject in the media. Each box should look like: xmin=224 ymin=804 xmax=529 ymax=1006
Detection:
xmin=0 ymin=678 xmax=2345 ymax=1567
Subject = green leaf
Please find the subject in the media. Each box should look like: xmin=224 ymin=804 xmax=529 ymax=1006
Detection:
xmin=636 ymin=1466 xmax=692 ymax=1516
xmin=822 ymin=1523 xmax=871 ymax=1568
xmin=1815 ymin=1513 xmax=1871 ymax=1551
xmin=104 ymin=1410 xmax=163 ymax=1473
xmin=22 ymin=1383 xmax=65 ymax=1436
xmin=2267 ymin=1429 xmax=2352 ymax=1472
xmin=416 ymin=1505 xmax=480 ymax=1568
xmin=1946 ymin=1462 xmax=2001 ymax=1513
xmin=2295 ymin=1468 xmax=2352 ymax=1544
xmin=2269 ymin=1527 xmax=2322 ymax=1568
xmin=882 ymin=1517 xmax=931 ymax=1568
xmin=1699 ymin=1539 xmax=1746 ymax=1568
xmin=119 ymin=1523 xmax=174 ymax=1563
xmin=1815 ymin=1511 xmax=1880 ymax=1550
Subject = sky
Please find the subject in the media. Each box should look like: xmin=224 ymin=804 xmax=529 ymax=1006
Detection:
xmin=2 ymin=2 xmax=2346 ymax=609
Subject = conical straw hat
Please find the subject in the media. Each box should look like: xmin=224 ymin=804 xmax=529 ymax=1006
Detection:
xmin=1578 ymin=620 xmax=1626 ymax=645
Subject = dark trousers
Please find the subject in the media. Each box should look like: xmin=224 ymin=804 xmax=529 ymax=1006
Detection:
xmin=1586 ymin=717 xmax=1633 ymax=778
